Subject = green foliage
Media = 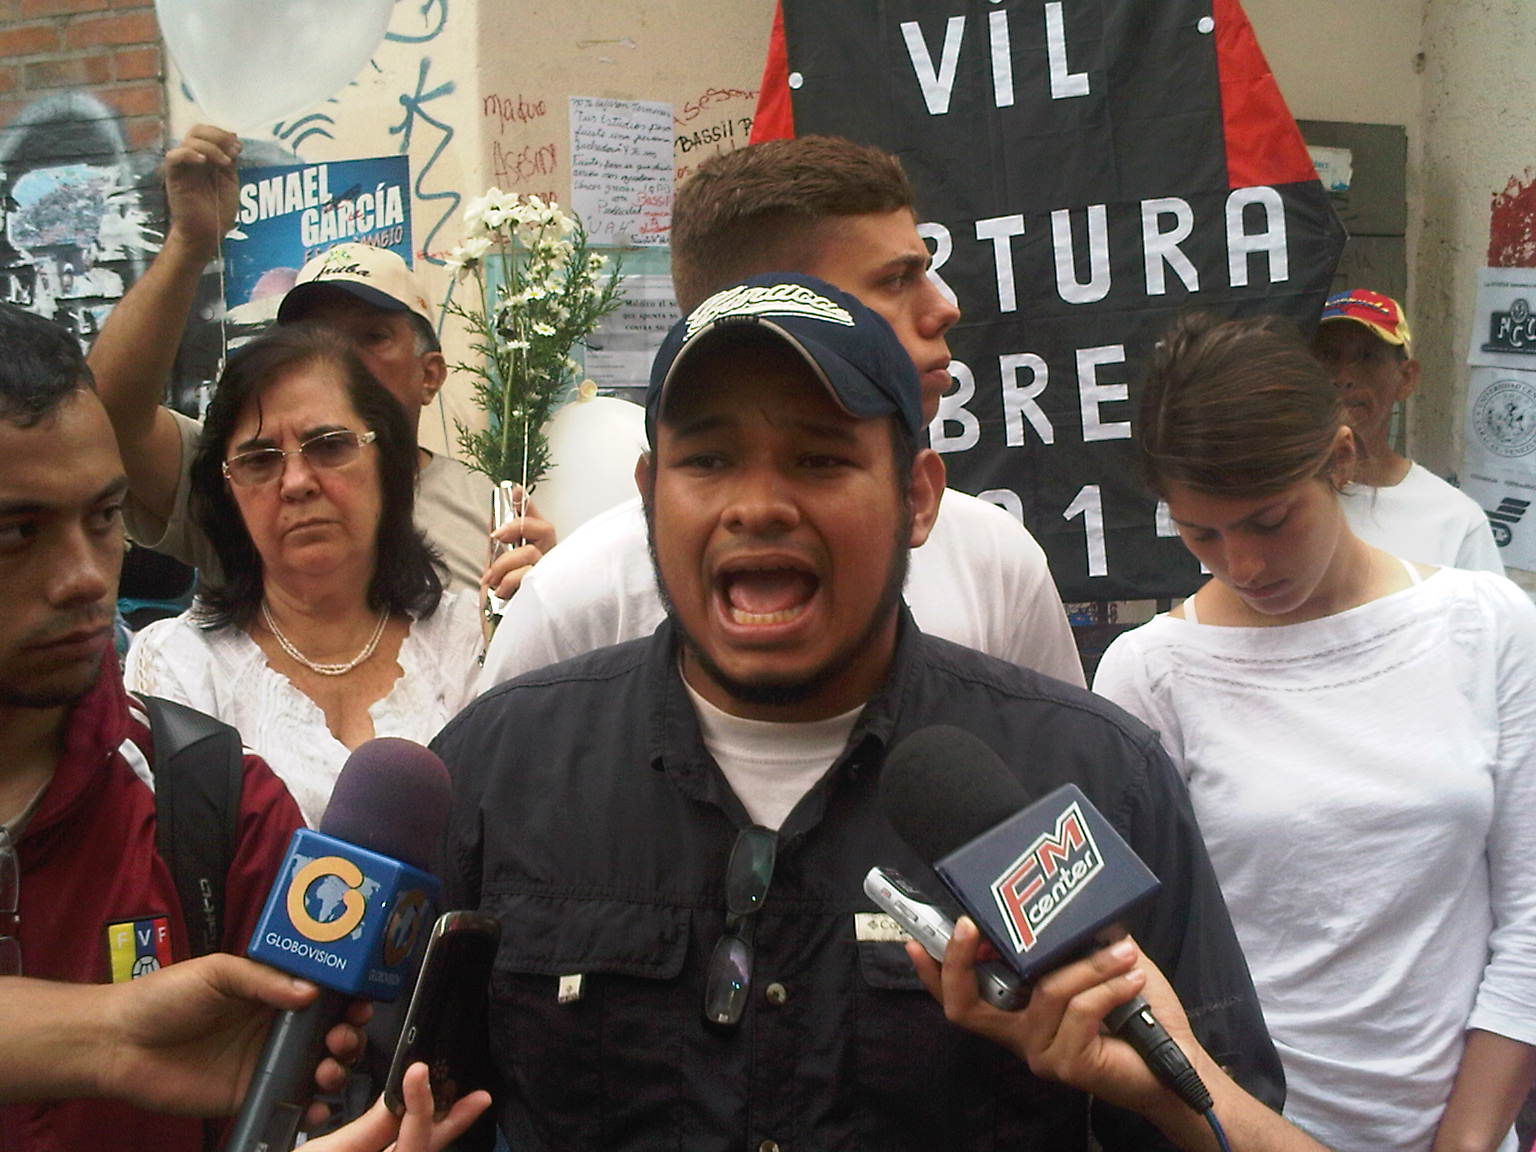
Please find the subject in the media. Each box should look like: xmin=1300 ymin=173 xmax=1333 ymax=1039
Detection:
xmin=444 ymin=192 xmax=624 ymax=486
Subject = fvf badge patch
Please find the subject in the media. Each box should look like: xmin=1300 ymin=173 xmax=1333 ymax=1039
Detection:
xmin=106 ymin=914 xmax=172 ymax=982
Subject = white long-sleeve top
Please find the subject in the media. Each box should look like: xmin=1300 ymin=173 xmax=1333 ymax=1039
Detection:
xmin=1093 ymin=568 xmax=1536 ymax=1152
xmin=124 ymin=590 xmax=483 ymax=826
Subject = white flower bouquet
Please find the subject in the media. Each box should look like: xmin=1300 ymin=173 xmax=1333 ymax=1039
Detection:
xmin=444 ymin=190 xmax=624 ymax=486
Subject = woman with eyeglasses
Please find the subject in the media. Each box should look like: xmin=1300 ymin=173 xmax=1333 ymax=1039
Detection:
xmin=1092 ymin=313 xmax=1536 ymax=1151
xmin=125 ymin=324 xmax=482 ymax=825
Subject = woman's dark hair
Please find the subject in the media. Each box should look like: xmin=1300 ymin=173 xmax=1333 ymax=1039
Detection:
xmin=1136 ymin=312 xmax=1346 ymax=499
xmin=189 ymin=322 xmax=443 ymax=629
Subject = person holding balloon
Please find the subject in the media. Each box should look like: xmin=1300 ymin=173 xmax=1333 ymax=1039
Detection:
xmin=88 ymin=124 xmax=556 ymax=605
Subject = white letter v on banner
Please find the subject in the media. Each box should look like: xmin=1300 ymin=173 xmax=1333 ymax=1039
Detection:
xmin=901 ymin=16 xmax=965 ymax=115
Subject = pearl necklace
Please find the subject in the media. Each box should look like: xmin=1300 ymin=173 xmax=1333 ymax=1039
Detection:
xmin=261 ymin=601 xmax=388 ymax=676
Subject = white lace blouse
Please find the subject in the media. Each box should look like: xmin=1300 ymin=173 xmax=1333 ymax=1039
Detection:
xmin=124 ymin=591 xmax=484 ymax=826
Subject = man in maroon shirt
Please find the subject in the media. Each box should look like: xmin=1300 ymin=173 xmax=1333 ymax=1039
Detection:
xmin=0 ymin=302 xmax=305 ymax=1152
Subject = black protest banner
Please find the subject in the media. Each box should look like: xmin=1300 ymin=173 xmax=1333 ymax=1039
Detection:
xmin=753 ymin=0 xmax=1344 ymax=600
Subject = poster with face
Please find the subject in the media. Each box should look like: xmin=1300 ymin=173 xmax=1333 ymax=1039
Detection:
xmin=754 ymin=0 xmax=1345 ymax=600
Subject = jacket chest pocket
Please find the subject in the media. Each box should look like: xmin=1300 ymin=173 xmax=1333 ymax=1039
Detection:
xmin=487 ymin=892 xmax=692 ymax=1150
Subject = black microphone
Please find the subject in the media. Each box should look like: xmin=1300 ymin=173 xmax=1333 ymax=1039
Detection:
xmin=224 ymin=738 xmax=452 ymax=1152
xmin=879 ymin=725 xmax=1213 ymax=1114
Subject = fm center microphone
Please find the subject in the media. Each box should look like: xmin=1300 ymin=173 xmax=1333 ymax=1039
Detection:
xmin=879 ymin=725 xmax=1213 ymax=1115
xmin=225 ymin=737 xmax=451 ymax=1152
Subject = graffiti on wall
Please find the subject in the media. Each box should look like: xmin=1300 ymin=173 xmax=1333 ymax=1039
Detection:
xmin=266 ymin=0 xmax=461 ymax=267
xmin=0 ymin=92 xmax=156 ymax=344
xmin=1491 ymin=171 xmax=1536 ymax=269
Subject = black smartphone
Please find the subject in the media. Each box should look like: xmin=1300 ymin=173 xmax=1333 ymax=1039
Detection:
xmin=383 ymin=910 xmax=501 ymax=1115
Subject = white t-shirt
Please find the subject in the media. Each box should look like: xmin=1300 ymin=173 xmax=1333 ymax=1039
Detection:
xmin=124 ymin=590 xmax=484 ymax=826
xmin=1340 ymin=462 xmax=1504 ymax=574
xmin=122 ymin=408 xmax=494 ymax=595
xmin=1093 ymin=569 xmax=1536 ymax=1151
xmin=685 ymin=677 xmax=859 ymax=831
xmin=477 ymin=490 xmax=1084 ymax=694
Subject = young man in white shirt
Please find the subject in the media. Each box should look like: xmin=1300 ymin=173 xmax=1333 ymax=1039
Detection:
xmin=479 ymin=136 xmax=1083 ymax=691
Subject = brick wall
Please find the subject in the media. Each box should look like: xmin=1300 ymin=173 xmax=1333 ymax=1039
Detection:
xmin=0 ymin=0 xmax=165 ymax=155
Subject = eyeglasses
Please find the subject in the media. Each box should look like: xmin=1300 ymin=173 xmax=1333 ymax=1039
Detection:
xmin=0 ymin=826 xmax=19 ymax=976
xmin=703 ymin=825 xmax=776 ymax=1028
xmin=222 ymin=429 xmax=377 ymax=487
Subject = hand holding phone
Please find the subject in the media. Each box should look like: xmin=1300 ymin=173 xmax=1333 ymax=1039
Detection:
xmin=863 ymin=866 xmax=1025 ymax=1010
xmin=383 ymin=911 xmax=501 ymax=1117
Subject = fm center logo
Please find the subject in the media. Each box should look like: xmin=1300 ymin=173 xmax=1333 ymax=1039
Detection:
xmin=989 ymin=803 xmax=1104 ymax=953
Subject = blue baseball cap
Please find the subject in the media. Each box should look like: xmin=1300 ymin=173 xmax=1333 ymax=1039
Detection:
xmin=646 ymin=273 xmax=922 ymax=445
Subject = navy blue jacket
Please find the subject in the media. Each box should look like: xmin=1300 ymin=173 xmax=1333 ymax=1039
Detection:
xmin=436 ymin=612 xmax=1283 ymax=1151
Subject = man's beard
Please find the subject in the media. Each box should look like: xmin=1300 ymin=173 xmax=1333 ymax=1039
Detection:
xmin=645 ymin=504 xmax=913 ymax=710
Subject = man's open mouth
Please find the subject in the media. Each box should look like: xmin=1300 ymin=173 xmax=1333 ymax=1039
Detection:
xmin=718 ymin=566 xmax=819 ymax=625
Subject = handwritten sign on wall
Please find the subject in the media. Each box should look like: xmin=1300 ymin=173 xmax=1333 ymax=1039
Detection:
xmin=570 ymin=96 xmax=673 ymax=246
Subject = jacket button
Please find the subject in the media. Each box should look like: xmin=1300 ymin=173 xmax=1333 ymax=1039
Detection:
xmin=764 ymin=981 xmax=788 ymax=1006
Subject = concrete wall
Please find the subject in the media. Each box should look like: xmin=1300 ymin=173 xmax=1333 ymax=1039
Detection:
xmin=474 ymin=0 xmax=772 ymax=206
xmin=1243 ymin=0 xmax=1430 ymax=432
xmin=160 ymin=3 xmax=485 ymax=452
xmin=1414 ymin=1 xmax=1536 ymax=477
xmin=161 ymin=0 xmax=774 ymax=452
xmin=1245 ymin=0 xmax=1536 ymax=587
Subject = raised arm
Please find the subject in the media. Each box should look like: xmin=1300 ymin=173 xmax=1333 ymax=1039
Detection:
xmin=87 ymin=124 xmax=239 ymax=520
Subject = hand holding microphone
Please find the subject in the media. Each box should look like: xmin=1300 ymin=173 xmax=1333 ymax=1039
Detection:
xmin=909 ymin=912 xmax=1202 ymax=1119
xmin=224 ymin=737 xmax=452 ymax=1152
xmin=877 ymin=726 xmax=1216 ymax=1121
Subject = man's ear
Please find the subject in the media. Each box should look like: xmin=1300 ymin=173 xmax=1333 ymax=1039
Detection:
xmin=1397 ymin=356 xmax=1420 ymax=404
xmin=1329 ymin=424 xmax=1358 ymax=491
xmin=907 ymin=448 xmax=946 ymax=548
xmin=419 ymin=351 xmax=448 ymax=406
xmin=634 ymin=451 xmax=655 ymax=510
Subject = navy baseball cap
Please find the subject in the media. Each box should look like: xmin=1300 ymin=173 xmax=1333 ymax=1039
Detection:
xmin=646 ymin=273 xmax=922 ymax=445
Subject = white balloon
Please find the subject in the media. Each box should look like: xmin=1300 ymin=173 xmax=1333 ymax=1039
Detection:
xmin=156 ymin=0 xmax=394 ymax=133
xmin=531 ymin=396 xmax=650 ymax=541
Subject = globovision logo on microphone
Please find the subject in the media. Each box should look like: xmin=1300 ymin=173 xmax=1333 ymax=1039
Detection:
xmin=248 ymin=829 xmax=440 ymax=1000
xmin=288 ymin=856 xmax=369 ymax=943
xmin=989 ymin=802 xmax=1104 ymax=953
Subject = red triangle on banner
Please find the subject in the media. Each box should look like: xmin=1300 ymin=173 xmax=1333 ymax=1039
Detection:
xmin=1214 ymin=0 xmax=1318 ymax=188
xmin=750 ymin=0 xmax=794 ymax=143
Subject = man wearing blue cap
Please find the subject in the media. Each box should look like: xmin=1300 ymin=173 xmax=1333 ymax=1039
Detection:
xmin=435 ymin=274 xmax=1322 ymax=1152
